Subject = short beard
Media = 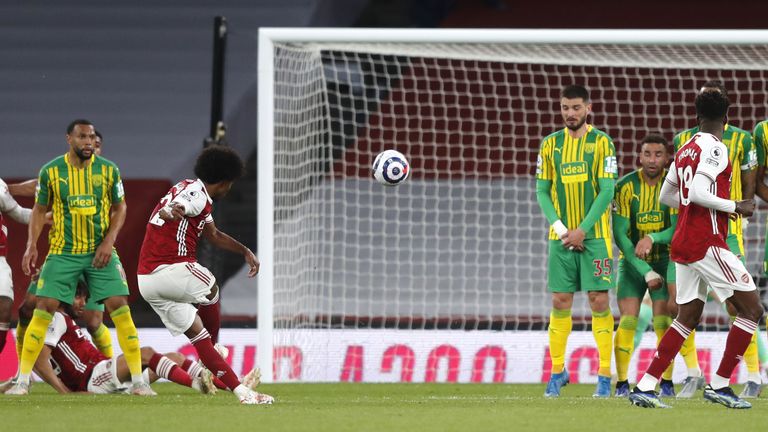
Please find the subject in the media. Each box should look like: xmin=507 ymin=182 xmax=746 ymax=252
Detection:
xmin=74 ymin=147 xmax=91 ymax=161
xmin=565 ymin=117 xmax=587 ymax=131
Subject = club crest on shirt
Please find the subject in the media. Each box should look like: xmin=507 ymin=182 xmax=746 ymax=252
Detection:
xmin=584 ymin=142 xmax=595 ymax=154
xmin=91 ymin=174 xmax=103 ymax=188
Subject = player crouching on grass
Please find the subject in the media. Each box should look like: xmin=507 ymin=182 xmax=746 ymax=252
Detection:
xmin=629 ymin=88 xmax=763 ymax=409
xmin=137 ymin=145 xmax=272 ymax=405
xmin=1 ymin=282 xmax=215 ymax=395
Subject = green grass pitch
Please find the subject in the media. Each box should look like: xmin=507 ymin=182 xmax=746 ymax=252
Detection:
xmin=2 ymin=383 xmax=766 ymax=432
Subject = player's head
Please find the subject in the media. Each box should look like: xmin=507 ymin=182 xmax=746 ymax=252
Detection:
xmin=94 ymin=130 xmax=103 ymax=156
xmin=699 ymin=80 xmax=729 ymax=99
xmin=560 ymin=85 xmax=592 ymax=131
xmin=695 ymin=88 xmax=729 ymax=127
xmin=66 ymin=119 xmax=96 ymax=161
xmin=63 ymin=279 xmax=89 ymax=318
xmin=194 ymin=145 xmax=245 ymax=198
xmin=639 ymin=134 xmax=670 ymax=180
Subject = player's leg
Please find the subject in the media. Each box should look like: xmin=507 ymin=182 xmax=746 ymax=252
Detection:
xmin=91 ymin=251 xmax=149 ymax=394
xmin=15 ymin=284 xmax=37 ymax=361
xmin=634 ymin=297 xmax=653 ymax=350
xmin=724 ymin=234 xmax=762 ymax=396
xmin=647 ymin=268 xmax=675 ymax=397
xmin=83 ymin=307 xmax=113 ymax=358
xmin=544 ymin=240 xmax=578 ymax=397
xmin=0 ymin=296 xmax=11 ymax=355
xmin=667 ymin=261 xmax=701 ymax=391
xmin=138 ymin=262 xmax=272 ymax=404
xmin=184 ymin=316 xmax=272 ymax=403
xmin=198 ymin=298 xmax=221 ymax=344
xmin=114 ymin=347 xmax=197 ymax=390
xmin=178 ymin=356 xmax=227 ymax=390
xmin=0 ymin=256 xmax=14 ymax=355
xmin=582 ymin=239 xmax=614 ymax=398
xmin=614 ymin=259 xmax=642 ymax=397
xmin=630 ymin=263 xmax=704 ymax=408
xmin=695 ymin=246 xmax=759 ymax=408
xmin=7 ymin=255 xmax=77 ymax=395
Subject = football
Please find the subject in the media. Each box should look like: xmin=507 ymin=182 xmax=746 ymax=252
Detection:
xmin=372 ymin=150 xmax=410 ymax=186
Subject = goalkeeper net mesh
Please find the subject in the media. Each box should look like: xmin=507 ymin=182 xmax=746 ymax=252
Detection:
xmin=268 ymin=40 xmax=768 ymax=382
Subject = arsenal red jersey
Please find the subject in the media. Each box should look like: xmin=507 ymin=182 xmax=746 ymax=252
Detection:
xmin=138 ymin=179 xmax=213 ymax=274
xmin=669 ymin=132 xmax=732 ymax=263
xmin=45 ymin=311 xmax=108 ymax=392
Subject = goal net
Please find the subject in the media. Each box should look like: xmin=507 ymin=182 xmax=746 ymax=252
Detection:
xmin=258 ymin=29 xmax=768 ymax=383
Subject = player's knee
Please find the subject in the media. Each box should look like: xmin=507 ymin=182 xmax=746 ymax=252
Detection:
xmin=744 ymin=304 xmax=764 ymax=323
xmin=587 ymin=291 xmax=609 ymax=311
xmin=165 ymin=352 xmax=184 ymax=365
xmin=139 ymin=346 xmax=156 ymax=362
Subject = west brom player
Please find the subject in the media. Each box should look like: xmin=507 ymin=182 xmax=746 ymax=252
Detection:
xmin=536 ymin=85 xmax=618 ymax=398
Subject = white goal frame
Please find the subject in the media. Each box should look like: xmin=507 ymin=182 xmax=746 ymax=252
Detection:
xmin=256 ymin=28 xmax=768 ymax=383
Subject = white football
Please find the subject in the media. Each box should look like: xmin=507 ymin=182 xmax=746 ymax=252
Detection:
xmin=372 ymin=150 xmax=410 ymax=186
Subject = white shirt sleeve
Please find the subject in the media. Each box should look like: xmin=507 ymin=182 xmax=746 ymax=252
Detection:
xmin=689 ymin=174 xmax=737 ymax=212
xmin=695 ymin=137 xmax=729 ymax=182
xmin=44 ymin=313 xmax=67 ymax=347
xmin=659 ymin=162 xmax=680 ymax=209
xmin=171 ymin=183 xmax=208 ymax=217
xmin=687 ymin=137 xmax=736 ymax=212
xmin=0 ymin=178 xmax=30 ymax=224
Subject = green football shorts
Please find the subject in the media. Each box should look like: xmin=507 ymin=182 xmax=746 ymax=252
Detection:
xmin=36 ymin=251 xmax=128 ymax=305
xmin=27 ymin=277 xmax=105 ymax=312
xmin=616 ymin=258 xmax=669 ymax=301
xmin=547 ymin=238 xmax=614 ymax=293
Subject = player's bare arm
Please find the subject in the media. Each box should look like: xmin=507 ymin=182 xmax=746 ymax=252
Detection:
xmin=202 ymin=221 xmax=260 ymax=277
xmin=22 ymin=202 xmax=49 ymax=276
xmin=93 ymin=199 xmax=127 ymax=269
xmin=734 ymin=199 xmax=755 ymax=217
xmin=7 ymin=179 xmax=37 ymax=197
xmin=741 ymin=168 xmax=756 ymax=201
xmin=755 ymin=165 xmax=768 ymax=203
xmin=33 ymin=345 xmax=72 ymax=394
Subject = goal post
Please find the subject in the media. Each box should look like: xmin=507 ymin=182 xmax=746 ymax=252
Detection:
xmin=257 ymin=28 xmax=768 ymax=383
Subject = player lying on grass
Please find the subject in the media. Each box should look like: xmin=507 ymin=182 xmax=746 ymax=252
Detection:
xmin=1 ymin=282 xmax=212 ymax=394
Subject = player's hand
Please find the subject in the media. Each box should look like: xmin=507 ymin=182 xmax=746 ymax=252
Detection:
xmin=561 ymin=228 xmax=585 ymax=250
xmin=92 ymin=242 xmax=112 ymax=269
xmin=244 ymin=249 xmax=260 ymax=277
xmin=635 ymin=236 xmax=653 ymax=259
xmin=734 ymin=199 xmax=755 ymax=218
xmin=44 ymin=211 xmax=53 ymax=225
xmin=644 ymin=270 xmax=663 ymax=291
xmin=159 ymin=203 xmax=185 ymax=222
xmin=22 ymin=245 xmax=38 ymax=276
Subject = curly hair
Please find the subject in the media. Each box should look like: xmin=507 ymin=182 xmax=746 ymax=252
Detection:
xmin=194 ymin=145 xmax=245 ymax=184
xmin=66 ymin=119 xmax=93 ymax=134
xmin=695 ymin=89 xmax=729 ymax=122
